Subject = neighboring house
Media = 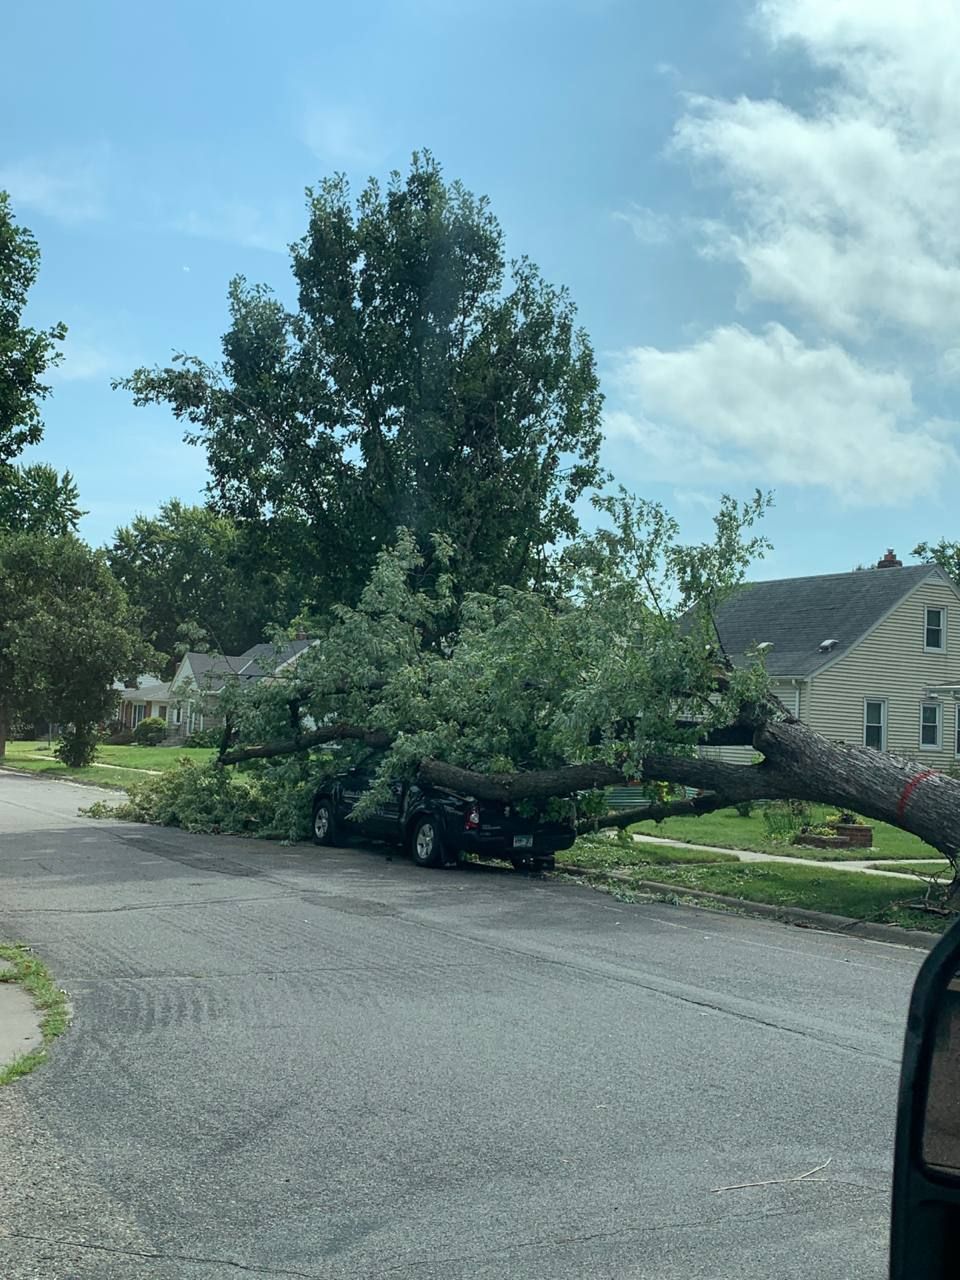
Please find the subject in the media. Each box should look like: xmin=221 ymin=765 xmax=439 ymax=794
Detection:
xmin=709 ymin=550 xmax=960 ymax=768
xmin=115 ymin=677 xmax=173 ymax=731
xmin=165 ymin=638 xmax=314 ymax=741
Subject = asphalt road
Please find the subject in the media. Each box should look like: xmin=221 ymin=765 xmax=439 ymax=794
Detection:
xmin=0 ymin=771 xmax=924 ymax=1279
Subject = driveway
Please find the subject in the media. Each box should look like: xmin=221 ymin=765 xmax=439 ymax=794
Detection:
xmin=0 ymin=771 xmax=920 ymax=1278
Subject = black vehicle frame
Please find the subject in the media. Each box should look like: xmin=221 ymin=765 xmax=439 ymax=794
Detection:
xmin=311 ymin=767 xmax=576 ymax=871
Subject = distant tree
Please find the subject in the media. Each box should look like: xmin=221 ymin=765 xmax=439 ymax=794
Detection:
xmin=0 ymin=192 xmax=66 ymax=465
xmin=107 ymin=500 xmax=296 ymax=672
xmin=0 ymin=463 xmax=83 ymax=536
xmin=914 ymin=540 xmax=960 ymax=580
xmin=0 ymin=533 xmax=147 ymax=764
xmin=117 ymin=151 xmax=605 ymax=610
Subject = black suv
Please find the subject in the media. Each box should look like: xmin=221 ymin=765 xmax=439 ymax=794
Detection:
xmin=311 ymin=768 xmax=576 ymax=871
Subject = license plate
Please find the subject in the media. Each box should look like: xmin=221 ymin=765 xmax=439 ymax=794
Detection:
xmin=513 ymin=835 xmax=534 ymax=849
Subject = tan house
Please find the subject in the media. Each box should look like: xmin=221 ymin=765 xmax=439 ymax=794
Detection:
xmin=710 ymin=550 xmax=960 ymax=767
xmin=164 ymin=639 xmax=314 ymax=741
xmin=113 ymin=640 xmax=313 ymax=741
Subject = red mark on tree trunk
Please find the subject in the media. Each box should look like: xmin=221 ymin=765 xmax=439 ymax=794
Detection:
xmin=897 ymin=769 xmax=937 ymax=819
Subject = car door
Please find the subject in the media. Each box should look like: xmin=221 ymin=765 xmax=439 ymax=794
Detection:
xmin=338 ymin=769 xmax=374 ymax=833
xmin=364 ymin=780 xmax=405 ymax=841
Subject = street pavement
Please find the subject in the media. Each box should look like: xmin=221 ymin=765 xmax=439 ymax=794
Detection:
xmin=0 ymin=771 xmax=923 ymax=1279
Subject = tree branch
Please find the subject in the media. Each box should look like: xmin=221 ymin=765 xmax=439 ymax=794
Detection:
xmin=578 ymin=791 xmax=734 ymax=833
xmin=217 ymin=723 xmax=392 ymax=765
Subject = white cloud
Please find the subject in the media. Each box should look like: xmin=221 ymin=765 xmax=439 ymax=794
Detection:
xmin=175 ymin=202 xmax=295 ymax=254
xmin=612 ymin=323 xmax=957 ymax=504
xmin=671 ymin=2 xmax=960 ymax=341
xmin=299 ymin=103 xmax=382 ymax=167
xmin=0 ymin=147 xmax=108 ymax=223
xmin=612 ymin=204 xmax=672 ymax=245
xmin=48 ymin=335 xmax=116 ymax=384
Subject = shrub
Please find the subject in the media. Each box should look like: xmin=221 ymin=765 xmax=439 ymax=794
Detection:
xmin=183 ymin=728 xmax=221 ymax=748
xmin=55 ymin=724 xmax=99 ymax=767
xmin=734 ymin=800 xmax=754 ymax=818
xmin=103 ymin=729 xmax=135 ymax=746
xmin=133 ymin=717 xmax=167 ymax=746
xmin=761 ymin=799 xmax=812 ymax=842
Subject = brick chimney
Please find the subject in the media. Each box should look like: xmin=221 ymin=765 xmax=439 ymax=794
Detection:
xmin=877 ymin=548 xmax=902 ymax=569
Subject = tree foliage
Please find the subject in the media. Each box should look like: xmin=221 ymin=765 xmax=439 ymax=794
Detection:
xmin=914 ymin=539 xmax=960 ymax=581
xmin=0 ymin=533 xmax=148 ymax=763
xmin=117 ymin=152 xmax=605 ymax=611
xmin=0 ymin=463 xmax=83 ymax=536
xmin=0 ymin=193 xmax=66 ymax=466
xmin=113 ymin=492 xmax=773 ymax=838
xmin=107 ymin=500 xmax=297 ymax=672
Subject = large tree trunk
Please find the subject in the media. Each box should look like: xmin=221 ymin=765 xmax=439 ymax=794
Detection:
xmin=0 ymin=707 xmax=7 ymax=760
xmin=423 ymin=720 xmax=960 ymax=865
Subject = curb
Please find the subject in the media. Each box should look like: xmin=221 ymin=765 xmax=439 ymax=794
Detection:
xmin=0 ymin=960 xmax=44 ymax=1075
xmin=560 ymin=864 xmax=944 ymax=951
xmin=0 ymin=764 xmax=126 ymax=792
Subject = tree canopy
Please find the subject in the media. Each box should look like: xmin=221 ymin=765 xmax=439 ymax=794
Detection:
xmin=117 ymin=152 xmax=605 ymax=611
xmin=0 ymin=192 xmax=66 ymax=467
xmin=0 ymin=463 xmax=83 ymax=537
xmin=0 ymin=534 xmax=148 ymax=764
xmin=118 ymin=491 xmax=773 ymax=832
xmin=914 ymin=539 xmax=960 ymax=581
xmin=107 ymin=499 xmax=298 ymax=673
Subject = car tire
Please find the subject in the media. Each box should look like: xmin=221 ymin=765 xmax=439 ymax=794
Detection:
xmin=410 ymin=815 xmax=444 ymax=868
xmin=312 ymin=799 xmax=337 ymax=847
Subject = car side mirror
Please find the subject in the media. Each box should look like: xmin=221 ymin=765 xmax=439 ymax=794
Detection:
xmin=890 ymin=916 xmax=960 ymax=1277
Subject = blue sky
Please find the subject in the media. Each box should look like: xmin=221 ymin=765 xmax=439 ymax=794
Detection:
xmin=4 ymin=0 xmax=958 ymax=580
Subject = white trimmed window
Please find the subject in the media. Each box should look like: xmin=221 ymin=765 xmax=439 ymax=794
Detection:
xmin=864 ymin=699 xmax=886 ymax=751
xmin=132 ymin=703 xmax=146 ymax=727
xmin=925 ymin=606 xmax=946 ymax=652
xmin=920 ymin=702 xmax=942 ymax=749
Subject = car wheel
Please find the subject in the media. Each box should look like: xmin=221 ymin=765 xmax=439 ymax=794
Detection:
xmin=410 ymin=815 xmax=444 ymax=868
xmin=312 ymin=800 xmax=337 ymax=847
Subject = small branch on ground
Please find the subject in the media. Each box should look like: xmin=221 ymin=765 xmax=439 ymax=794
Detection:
xmin=711 ymin=1157 xmax=833 ymax=1194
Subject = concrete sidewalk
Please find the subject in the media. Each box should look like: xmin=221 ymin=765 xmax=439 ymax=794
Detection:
xmin=0 ymin=960 xmax=42 ymax=1073
xmin=630 ymin=832 xmax=947 ymax=881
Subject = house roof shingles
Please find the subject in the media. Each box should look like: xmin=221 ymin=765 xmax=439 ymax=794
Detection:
xmin=711 ymin=564 xmax=940 ymax=677
xmin=181 ymin=639 xmax=313 ymax=689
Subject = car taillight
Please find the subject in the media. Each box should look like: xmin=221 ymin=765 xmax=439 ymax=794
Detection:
xmin=464 ymin=803 xmax=480 ymax=830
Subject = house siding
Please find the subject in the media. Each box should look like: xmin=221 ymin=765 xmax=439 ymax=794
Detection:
xmin=806 ymin=579 xmax=960 ymax=766
xmin=700 ymin=681 xmax=801 ymax=766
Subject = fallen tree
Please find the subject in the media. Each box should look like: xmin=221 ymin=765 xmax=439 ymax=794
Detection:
xmin=420 ymin=720 xmax=960 ymax=862
xmin=196 ymin=500 xmax=960 ymax=890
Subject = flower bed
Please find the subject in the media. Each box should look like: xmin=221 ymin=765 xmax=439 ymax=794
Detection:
xmin=833 ymin=823 xmax=873 ymax=848
xmin=792 ymin=833 xmax=852 ymax=850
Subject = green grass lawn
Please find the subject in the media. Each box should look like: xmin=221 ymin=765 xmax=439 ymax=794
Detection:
xmin=0 ymin=739 xmax=216 ymax=790
xmin=622 ymin=861 xmax=948 ymax=932
xmin=628 ymin=804 xmax=945 ymax=861
xmin=558 ymin=836 xmax=738 ymax=870
xmin=867 ymin=861 xmax=953 ymax=880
